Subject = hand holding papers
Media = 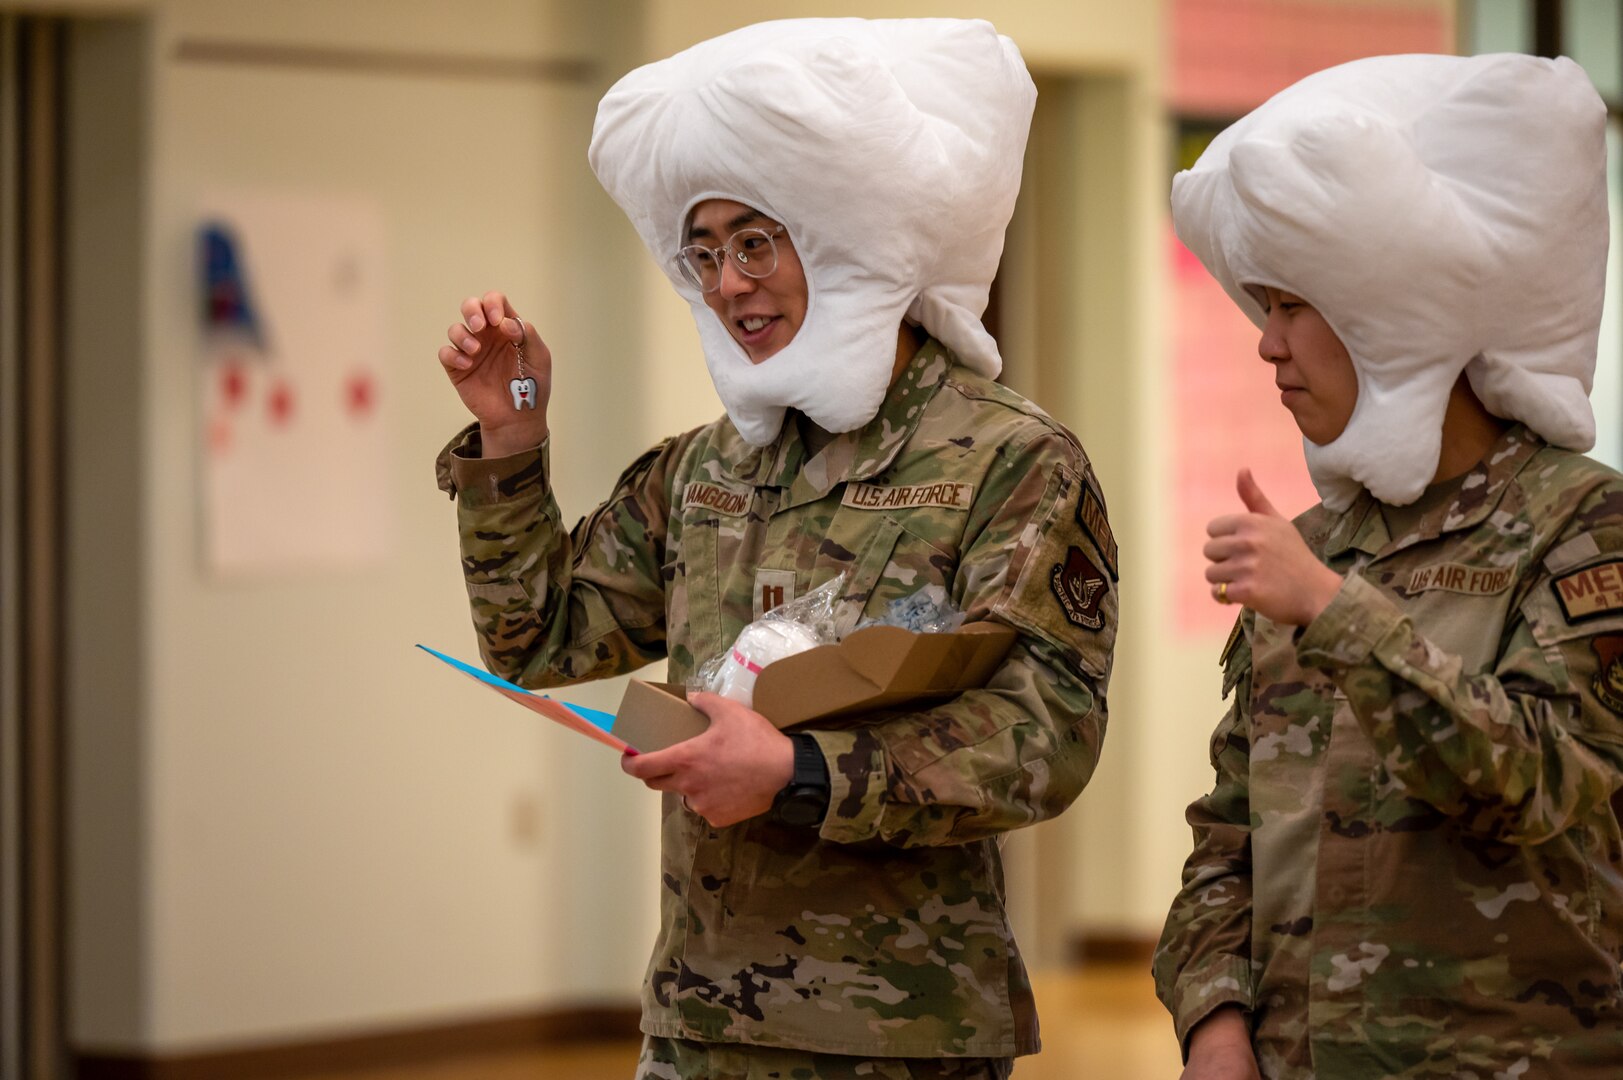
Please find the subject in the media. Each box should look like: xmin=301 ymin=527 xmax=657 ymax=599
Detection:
xmin=416 ymin=644 xmax=634 ymax=754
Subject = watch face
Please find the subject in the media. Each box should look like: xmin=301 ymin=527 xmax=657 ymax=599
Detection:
xmin=776 ymin=788 xmax=825 ymax=828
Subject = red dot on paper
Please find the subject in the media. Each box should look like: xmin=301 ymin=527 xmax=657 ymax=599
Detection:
xmin=346 ymin=371 xmax=376 ymax=418
xmin=220 ymin=360 xmax=248 ymax=408
xmin=268 ymin=381 xmax=295 ymax=427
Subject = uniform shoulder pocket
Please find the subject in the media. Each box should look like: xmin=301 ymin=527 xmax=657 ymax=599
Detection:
xmin=1531 ymin=544 xmax=1623 ymax=646
xmin=568 ymin=438 xmax=676 ymax=564
xmin=991 ymin=461 xmax=1117 ymax=680
xmin=1523 ymin=545 xmax=1623 ymax=741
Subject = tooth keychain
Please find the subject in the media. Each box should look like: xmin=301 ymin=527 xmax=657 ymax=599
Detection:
xmin=508 ymin=319 xmax=539 ymax=410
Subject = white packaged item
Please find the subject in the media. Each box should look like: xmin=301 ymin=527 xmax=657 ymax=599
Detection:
xmin=690 ymin=574 xmax=845 ymax=709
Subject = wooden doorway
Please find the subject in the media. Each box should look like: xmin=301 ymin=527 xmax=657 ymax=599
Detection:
xmin=2 ymin=13 xmax=70 ymax=1080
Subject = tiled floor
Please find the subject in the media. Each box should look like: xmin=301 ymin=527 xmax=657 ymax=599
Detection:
xmin=305 ymin=965 xmax=1182 ymax=1079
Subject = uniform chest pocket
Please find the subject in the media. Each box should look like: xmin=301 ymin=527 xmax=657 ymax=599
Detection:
xmin=1376 ymin=561 xmax=1521 ymax=674
xmin=669 ymin=515 xmax=724 ymax=680
xmin=814 ymin=513 xmax=911 ymax=636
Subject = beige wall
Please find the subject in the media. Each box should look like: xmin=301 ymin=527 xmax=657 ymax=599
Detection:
xmin=60 ymin=0 xmax=663 ymax=1053
xmin=35 ymin=0 xmax=1188 ymax=1056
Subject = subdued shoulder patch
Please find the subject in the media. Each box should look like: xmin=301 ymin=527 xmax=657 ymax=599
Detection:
xmin=1075 ymin=477 xmax=1117 ymax=581
xmin=1049 ymin=546 xmax=1108 ymax=631
xmin=990 ymin=459 xmax=1115 ymax=682
xmin=1592 ymin=635 xmax=1623 ymax=713
xmin=1551 ymin=558 xmax=1623 ymax=623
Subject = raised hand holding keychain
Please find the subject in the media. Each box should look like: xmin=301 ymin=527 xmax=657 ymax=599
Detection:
xmin=509 ymin=326 xmax=539 ymax=410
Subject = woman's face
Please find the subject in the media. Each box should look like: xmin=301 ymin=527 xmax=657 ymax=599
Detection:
xmin=687 ymin=199 xmax=808 ymax=364
xmin=1256 ymin=286 xmax=1359 ymax=446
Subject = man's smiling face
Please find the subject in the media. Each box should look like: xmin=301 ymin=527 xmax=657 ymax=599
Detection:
xmin=687 ymin=199 xmax=808 ymax=364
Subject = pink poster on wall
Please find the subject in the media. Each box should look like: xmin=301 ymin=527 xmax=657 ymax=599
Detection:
xmin=1166 ymin=0 xmax=1452 ymax=637
xmin=1170 ymin=230 xmax=1319 ymax=637
xmin=1170 ymin=0 xmax=1453 ymax=115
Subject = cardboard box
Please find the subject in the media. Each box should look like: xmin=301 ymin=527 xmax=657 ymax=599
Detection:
xmin=611 ymin=622 xmax=1017 ymax=752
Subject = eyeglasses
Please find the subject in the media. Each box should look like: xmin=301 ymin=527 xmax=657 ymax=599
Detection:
xmin=675 ymin=225 xmax=787 ymax=293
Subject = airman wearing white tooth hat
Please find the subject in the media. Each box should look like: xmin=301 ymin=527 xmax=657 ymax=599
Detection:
xmin=1154 ymin=53 xmax=1623 ymax=1080
xmin=589 ymin=17 xmax=1032 ymax=444
xmin=434 ymin=17 xmax=1117 ymax=1080
xmin=1176 ymin=52 xmax=1606 ymax=512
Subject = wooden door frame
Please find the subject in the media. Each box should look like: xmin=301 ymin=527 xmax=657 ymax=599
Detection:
xmin=2 ymin=13 xmax=69 ymax=1080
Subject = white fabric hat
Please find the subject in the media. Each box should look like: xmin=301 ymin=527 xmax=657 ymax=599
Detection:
xmin=589 ymin=18 xmax=1035 ymax=445
xmin=1173 ymin=53 xmax=1609 ymax=510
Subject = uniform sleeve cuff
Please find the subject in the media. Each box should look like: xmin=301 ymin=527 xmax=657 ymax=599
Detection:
xmin=809 ymin=729 xmax=886 ymax=845
xmin=1168 ymin=954 xmax=1255 ymax=1058
xmin=440 ymin=426 xmax=552 ymax=509
xmin=1295 ymin=573 xmax=1407 ymax=672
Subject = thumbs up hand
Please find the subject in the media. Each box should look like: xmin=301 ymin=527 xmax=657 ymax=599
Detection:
xmin=1205 ymin=469 xmax=1344 ymax=627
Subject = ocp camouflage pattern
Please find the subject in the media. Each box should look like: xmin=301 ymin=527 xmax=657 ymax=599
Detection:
xmin=1154 ymin=425 xmax=1623 ymax=1078
xmin=633 ymin=1033 xmax=1014 ymax=1078
xmin=438 ymin=339 xmax=1117 ymax=1058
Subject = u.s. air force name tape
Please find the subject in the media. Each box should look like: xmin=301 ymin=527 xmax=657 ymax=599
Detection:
xmin=842 ymin=481 xmax=974 ymax=512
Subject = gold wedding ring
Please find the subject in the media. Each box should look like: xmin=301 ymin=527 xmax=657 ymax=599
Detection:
xmin=1217 ymin=582 xmax=1229 ymax=604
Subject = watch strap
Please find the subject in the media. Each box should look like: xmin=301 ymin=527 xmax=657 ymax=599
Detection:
xmin=770 ymin=733 xmax=830 ymax=827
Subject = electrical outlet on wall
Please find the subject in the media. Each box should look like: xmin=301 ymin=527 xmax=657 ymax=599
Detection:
xmin=509 ymin=791 xmax=542 ymax=849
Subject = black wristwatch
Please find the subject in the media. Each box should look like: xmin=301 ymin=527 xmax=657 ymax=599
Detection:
xmin=771 ymin=733 xmax=831 ymax=828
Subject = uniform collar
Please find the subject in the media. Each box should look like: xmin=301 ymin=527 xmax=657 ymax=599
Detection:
xmin=724 ymin=335 xmax=953 ymax=496
xmin=1321 ymin=423 xmax=1544 ymax=560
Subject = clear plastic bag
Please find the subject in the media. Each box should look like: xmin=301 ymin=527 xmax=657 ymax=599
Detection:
xmin=689 ymin=573 xmax=846 ymax=707
xmin=856 ymin=584 xmax=965 ymax=635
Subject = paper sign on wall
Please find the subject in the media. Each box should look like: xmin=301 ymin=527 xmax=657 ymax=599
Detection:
xmin=197 ymin=193 xmax=392 ymax=576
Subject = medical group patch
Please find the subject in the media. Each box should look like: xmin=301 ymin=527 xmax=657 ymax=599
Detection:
xmin=1593 ymin=635 xmax=1623 ymax=714
xmin=1552 ymin=558 xmax=1623 ymax=623
xmin=1050 ymin=545 xmax=1107 ymax=631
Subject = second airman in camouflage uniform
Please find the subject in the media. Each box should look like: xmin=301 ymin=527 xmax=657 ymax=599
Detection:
xmin=1152 ymin=50 xmax=1622 ymax=1080
xmin=1154 ymin=425 xmax=1623 ymax=1078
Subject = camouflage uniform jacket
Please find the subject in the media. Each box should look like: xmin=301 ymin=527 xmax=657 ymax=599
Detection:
xmin=436 ymin=339 xmax=1118 ymax=1058
xmin=1153 ymin=425 xmax=1623 ymax=1079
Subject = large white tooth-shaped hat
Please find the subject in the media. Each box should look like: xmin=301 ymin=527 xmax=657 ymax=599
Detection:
xmin=589 ymin=18 xmax=1035 ymax=446
xmin=1173 ymin=53 xmax=1608 ymax=510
